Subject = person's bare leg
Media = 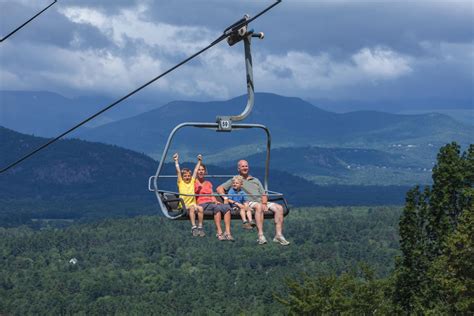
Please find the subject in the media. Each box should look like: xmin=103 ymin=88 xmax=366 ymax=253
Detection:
xmin=246 ymin=206 xmax=253 ymax=223
xmin=189 ymin=206 xmax=196 ymax=227
xmin=224 ymin=211 xmax=231 ymax=235
xmin=197 ymin=205 xmax=204 ymax=227
xmin=254 ymin=203 xmax=264 ymax=236
xmin=240 ymin=208 xmax=247 ymax=223
xmin=214 ymin=211 xmax=223 ymax=235
xmin=273 ymin=204 xmax=284 ymax=236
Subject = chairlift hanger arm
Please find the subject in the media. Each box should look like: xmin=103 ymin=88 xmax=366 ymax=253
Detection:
xmin=217 ymin=2 xmax=278 ymax=128
xmin=0 ymin=0 xmax=57 ymax=43
xmin=0 ymin=0 xmax=282 ymax=174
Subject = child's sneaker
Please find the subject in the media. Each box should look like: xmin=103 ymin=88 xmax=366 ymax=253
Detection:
xmin=273 ymin=235 xmax=290 ymax=246
xmin=191 ymin=226 xmax=199 ymax=237
xmin=242 ymin=221 xmax=252 ymax=230
xmin=257 ymin=235 xmax=267 ymax=245
xmin=249 ymin=221 xmax=256 ymax=228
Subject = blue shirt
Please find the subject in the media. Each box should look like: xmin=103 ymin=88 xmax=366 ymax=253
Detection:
xmin=227 ymin=188 xmax=247 ymax=206
xmin=221 ymin=176 xmax=265 ymax=203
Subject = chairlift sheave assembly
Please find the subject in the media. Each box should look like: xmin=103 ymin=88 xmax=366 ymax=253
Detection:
xmin=148 ymin=15 xmax=289 ymax=220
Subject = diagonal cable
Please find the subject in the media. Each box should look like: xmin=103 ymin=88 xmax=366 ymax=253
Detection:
xmin=0 ymin=0 xmax=281 ymax=174
xmin=0 ymin=0 xmax=57 ymax=43
xmin=0 ymin=35 xmax=225 ymax=174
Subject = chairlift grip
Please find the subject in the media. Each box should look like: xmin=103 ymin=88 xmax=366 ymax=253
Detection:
xmin=223 ymin=14 xmax=250 ymax=36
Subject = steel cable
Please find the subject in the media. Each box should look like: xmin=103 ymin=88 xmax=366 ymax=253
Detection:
xmin=0 ymin=0 xmax=281 ymax=174
xmin=0 ymin=1 xmax=57 ymax=43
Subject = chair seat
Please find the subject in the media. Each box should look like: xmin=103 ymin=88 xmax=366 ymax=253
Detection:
xmin=159 ymin=192 xmax=289 ymax=220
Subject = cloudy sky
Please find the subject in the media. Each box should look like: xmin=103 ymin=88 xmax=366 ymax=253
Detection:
xmin=0 ymin=0 xmax=472 ymax=104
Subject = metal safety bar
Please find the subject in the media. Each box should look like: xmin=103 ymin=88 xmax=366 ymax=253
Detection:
xmin=155 ymin=189 xmax=285 ymax=198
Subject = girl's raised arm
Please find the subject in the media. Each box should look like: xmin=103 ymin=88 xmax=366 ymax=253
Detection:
xmin=192 ymin=154 xmax=202 ymax=179
xmin=173 ymin=153 xmax=182 ymax=182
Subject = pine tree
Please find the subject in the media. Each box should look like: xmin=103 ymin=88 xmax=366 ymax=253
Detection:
xmin=393 ymin=186 xmax=431 ymax=312
xmin=393 ymin=142 xmax=473 ymax=313
xmin=429 ymin=206 xmax=474 ymax=313
xmin=429 ymin=142 xmax=465 ymax=255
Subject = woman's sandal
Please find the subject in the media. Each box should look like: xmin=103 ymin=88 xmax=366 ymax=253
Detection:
xmin=216 ymin=233 xmax=226 ymax=241
xmin=223 ymin=233 xmax=235 ymax=242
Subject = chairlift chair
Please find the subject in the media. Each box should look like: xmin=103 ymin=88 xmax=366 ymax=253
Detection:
xmin=148 ymin=19 xmax=289 ymax=220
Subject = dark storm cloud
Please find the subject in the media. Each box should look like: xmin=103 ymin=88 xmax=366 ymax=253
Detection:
xmin=0 ymin=0 xmax=472 ymax=102
xmin=138 ymin=1 xmax=474 ymax=58
xmin=0 ymin=0 xmax=115 ymax=50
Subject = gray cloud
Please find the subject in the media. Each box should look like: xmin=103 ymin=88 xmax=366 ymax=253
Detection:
xmin=0 ymin=0 xmax=472 ymax=103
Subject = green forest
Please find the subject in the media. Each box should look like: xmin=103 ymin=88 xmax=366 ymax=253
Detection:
xmin=0 ymin=142 xmax=472 ymax=314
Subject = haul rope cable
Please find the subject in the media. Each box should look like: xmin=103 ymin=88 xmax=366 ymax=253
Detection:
xmin=0 ymin=0 xmax=57 ymax=43
xmin=0 ymin=0 xmax=281 ymax=174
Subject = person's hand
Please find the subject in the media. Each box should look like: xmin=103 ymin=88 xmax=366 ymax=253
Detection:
xmin=197 ymin=154 xmax=202 ymax=161
xmin=173 ymin=153 xmax=179 ymax=162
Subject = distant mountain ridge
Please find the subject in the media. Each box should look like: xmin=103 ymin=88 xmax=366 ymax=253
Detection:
xmin=2 ymin=90 xmax=471 ymax=141
xmin=77 ymin=93 xmax=473 ymax=157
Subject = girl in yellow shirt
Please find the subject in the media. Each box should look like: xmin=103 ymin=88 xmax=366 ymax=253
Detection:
xmin=174 ymin=153 xmax=205 ymax=237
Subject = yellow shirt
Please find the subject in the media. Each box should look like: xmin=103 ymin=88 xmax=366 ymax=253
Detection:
xmin=177 ymin=178 xmax=196 ymax=207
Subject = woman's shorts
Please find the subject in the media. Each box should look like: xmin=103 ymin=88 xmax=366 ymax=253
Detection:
xmin=199 ymin=203 xmax=231 ymax=214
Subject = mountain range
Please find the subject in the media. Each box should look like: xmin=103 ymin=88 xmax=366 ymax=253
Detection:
xmin=2 ymin=91 xmax=471 ymax=188
xmin=1 ymin=90 xmax=471 ymax=155
xmin=0 ymin=126 xmax=410 ymax=225
xmin=75 ymin=93 xmax=473 ymax=159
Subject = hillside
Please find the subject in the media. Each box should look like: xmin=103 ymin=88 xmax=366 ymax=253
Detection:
xmin=0 ymin=126 xmax=409 ymax=226
xmin=77 ymin=93 xmax=474 ymax=157
xmin=0 ymin=90 xmax=159 ymax=136
xmin=0 ymin=206 xmax=401 ymax=314
xmin=0 ymin=126 xmax=157 ymax=199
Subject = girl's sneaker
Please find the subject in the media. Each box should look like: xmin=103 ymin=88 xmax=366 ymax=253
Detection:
xmin=191 ymin=226 xmax=199 ymax=237
xmin=197 ymin=227 xmax=206 ymax=237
